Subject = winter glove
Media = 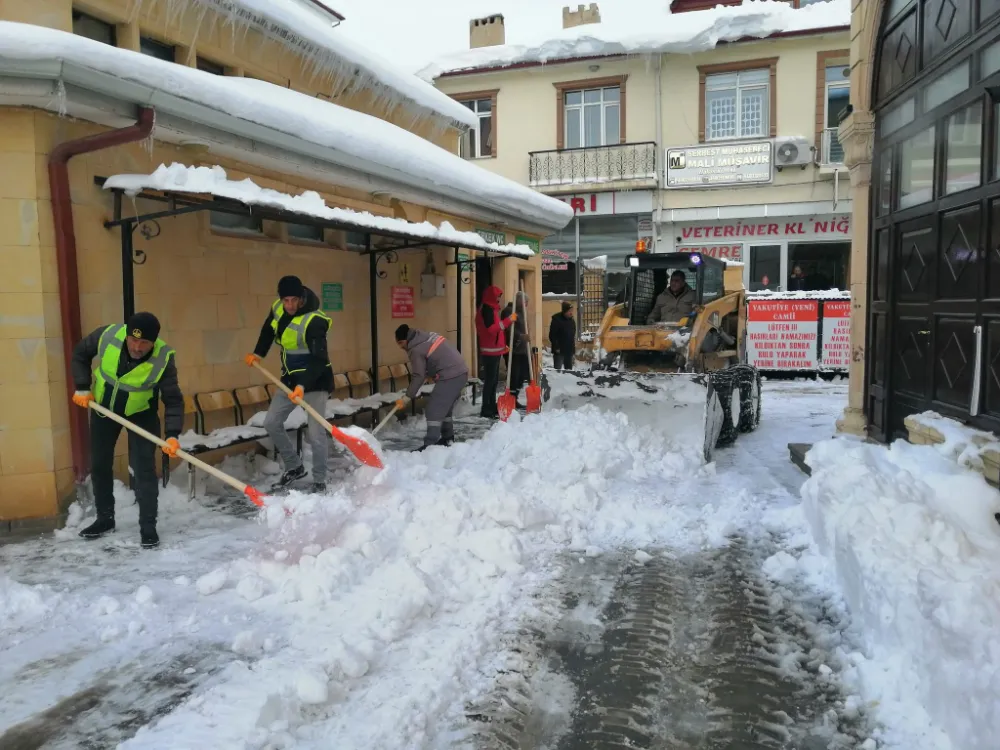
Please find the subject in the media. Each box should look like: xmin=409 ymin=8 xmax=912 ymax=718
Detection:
xmin=244 ymin=353 xmax=261 ymax=367
xmin=508 ymin=312 xmax=518 ymax=323
xmin=289 ymin=385 xmax=305 ymax=404
xmin=395 ymin=398 xmax=408 ymax=411
xmin=161 ymin=437 xmax=180 ymax=457
xmin=72 ymin=391 xmax=94 ymax=408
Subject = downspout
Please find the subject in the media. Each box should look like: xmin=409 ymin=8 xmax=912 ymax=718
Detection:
xmin=49 ymin=106 xmax=156 ymax=485
xmin=653 ymin=54 xmax=665 ymax=248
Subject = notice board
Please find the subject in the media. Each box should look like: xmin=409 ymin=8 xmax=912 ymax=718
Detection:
xmin=746 ymin=300 xmax=819 ymax=370
xmin=391 ymin=285 xmax=415 ymax=318
xmin=821 ymin=300 xmax=851 ymax=368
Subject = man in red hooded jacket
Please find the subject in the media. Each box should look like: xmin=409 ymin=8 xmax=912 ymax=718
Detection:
xmin=476 ymin=285 xmax=516 ymax=419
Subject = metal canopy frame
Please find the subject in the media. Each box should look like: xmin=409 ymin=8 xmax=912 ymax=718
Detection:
xmin=94 ymin=176 xmax=502 ymax=384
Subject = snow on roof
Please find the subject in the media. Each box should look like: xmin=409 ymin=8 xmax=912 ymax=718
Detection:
xmin=194 ymin=0 xmax=475 ymax=127
xmin=418 ymin=0 xmax=850 ymax=80
xmin=747 ymin=289 xmax=851 ymax=299
xmin=0 ymin=22 xmax=572 ymax=233
xmin=103 ymin=163 xmax=538 ymax=258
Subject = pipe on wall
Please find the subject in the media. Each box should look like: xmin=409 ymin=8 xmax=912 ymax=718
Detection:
xmin=48 ymin=106 xmax=156 ymax=484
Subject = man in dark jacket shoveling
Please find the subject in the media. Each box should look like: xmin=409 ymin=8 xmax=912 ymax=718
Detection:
xmin=394 ymin=325 xmax=469 ymax=450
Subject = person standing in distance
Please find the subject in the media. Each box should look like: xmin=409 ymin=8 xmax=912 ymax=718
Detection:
xmin=245 ymin=275 xmax=333 ymax=492
xmin=71 ymin=312 xmax=184 ymax=548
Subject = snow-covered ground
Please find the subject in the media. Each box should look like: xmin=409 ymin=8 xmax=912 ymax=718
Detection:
xmin=0 ymin=378 xmax=995 ymax=748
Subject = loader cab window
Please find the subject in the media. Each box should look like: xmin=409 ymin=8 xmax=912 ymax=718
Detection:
xmin=700 ymin=263 xmax=724 ymax=303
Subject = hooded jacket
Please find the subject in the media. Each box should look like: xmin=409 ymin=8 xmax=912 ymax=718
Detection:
xmin=475 ymin=285 xmax=512 ymax=356
xmin=253 ymin=286 xmax=333 ymax=391
xmin=403 ymin=329 xmax=468 ymax=399
xmin=511 ymin=292 xmax=530 ymax=355
xmin=549 ymin=310 xmax=576 ymax=355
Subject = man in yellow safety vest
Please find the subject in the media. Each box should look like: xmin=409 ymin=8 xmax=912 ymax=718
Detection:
xmin=245 ymin=275 xmax=333 ymax=492
xmin=71 ymin=312 xmax=184 ymax=549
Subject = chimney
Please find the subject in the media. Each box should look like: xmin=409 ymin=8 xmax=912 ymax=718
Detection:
xmin=562 ymin=3 xmax=601 ymax=29
xmin=470 ymin=14 xmax=505 ymax=49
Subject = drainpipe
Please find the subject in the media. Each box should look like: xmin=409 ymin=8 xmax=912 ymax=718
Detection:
xmin=653 ymin=54 xmax=665 ymax=247
xmin=49 ymin=106 xmax=156 ymax=484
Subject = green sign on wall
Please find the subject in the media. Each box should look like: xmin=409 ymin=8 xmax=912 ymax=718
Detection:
xmin=475 ymin=228 xmax=506 ymax=246
xmin=321 ymin=282 xmax=343 ymax=312
xmin=515 ymin=236 xmax=540 ymax=254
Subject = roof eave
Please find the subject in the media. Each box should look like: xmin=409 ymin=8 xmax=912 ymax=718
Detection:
xmin=434 ymin=25 xmax=851 ymax=79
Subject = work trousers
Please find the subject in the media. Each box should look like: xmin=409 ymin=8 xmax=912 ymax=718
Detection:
xmin=553 ymin=352 xmax=574 ymax=370
xmin=263 ymin=389 xmax=332 ymax=484
xmin=424 ymin=372 xmax=468 ymax=446
xmin=90 ymin=408 xmax=160 ymax=529
xmin=480 ymin=355 xmax=501 ymax=418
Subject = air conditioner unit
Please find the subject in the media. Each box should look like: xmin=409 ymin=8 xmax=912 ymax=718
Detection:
xmin=772 ymin=136 xmax=813 ymax=171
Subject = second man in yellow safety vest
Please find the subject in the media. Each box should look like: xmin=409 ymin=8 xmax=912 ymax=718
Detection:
xmin=246 ymin=275 xmax=333 ymax=492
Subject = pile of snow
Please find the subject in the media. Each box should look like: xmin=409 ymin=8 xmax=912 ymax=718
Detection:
xmin=748 ymin=289 xmax=851 ymax=299
xmin=104 ymin=164 xmax=538 ymax=258
xmin=0 ymin=23 xmax=573 ymax=233
xmin=906 ymin=411 xmax=1000 ymax=474
xmin=419 ymin=0 xmax=851 ymax=80
xmin=800 ymin=437 xmax=1000 ymax=750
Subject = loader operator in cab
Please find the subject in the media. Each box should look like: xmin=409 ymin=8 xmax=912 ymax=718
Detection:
xmin=647 ymin=270 xmax=696 ymax=324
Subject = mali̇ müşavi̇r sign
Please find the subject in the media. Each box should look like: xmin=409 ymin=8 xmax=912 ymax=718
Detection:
xmin=665 ymin=141 xmax=773 ymax=188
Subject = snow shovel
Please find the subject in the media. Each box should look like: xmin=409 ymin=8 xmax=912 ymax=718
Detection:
xmin=497 ymin=311 xmax=518 ymax=422
xmin=372 ymin=403 xmax=400 ymax=436
xmin=86 ymin=401 xmax=268 ymax=510
xmin=519 ymin=283 xmax=542 ymax=414
xmin=251 ymin=361 xmax=384 ymax=470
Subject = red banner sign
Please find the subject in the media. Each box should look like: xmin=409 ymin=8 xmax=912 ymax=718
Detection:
xmin=821 ymin=301 xmax=851 ymax=368
xmin=746 ymin=300 xmax=819 ymax=369
xmin=391 ymin=286 xmax=414 ymax=318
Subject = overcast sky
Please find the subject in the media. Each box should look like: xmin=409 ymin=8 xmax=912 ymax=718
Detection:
xmin=329 ymin=0 xmax=650 ymax=73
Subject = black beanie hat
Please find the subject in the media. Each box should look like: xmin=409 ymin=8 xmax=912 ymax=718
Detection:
xmin=395 ymin=324 xmax=410 ymax=342
xmin=127 ymin=312 xmax=160 ymax=342
xmin=277 ymin=275 xmax=304 ymax=298
xmin=561 ymin=301 xmax=572 ymax=312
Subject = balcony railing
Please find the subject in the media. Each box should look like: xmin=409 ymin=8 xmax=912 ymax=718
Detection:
xmin=529 ymin=142 xmax=657 ymax=188
xmin=821 ymin=127 xmax=845 ymax=166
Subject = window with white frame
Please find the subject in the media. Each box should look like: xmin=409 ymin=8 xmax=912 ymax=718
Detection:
xmin=824 ymin=65 xmax=850 ymax=163
xmin=564 ymin=86 xmax=620 ymax=149
xmin=705 ymin=69 xmax=769 ymax=140
xmin=461 ymin=98 xmax=493 ymax=158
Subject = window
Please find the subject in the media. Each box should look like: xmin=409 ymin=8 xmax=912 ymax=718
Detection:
xmin=345 ymin=231 xmax=367 ymax=248
xmin=946 ymin=103 xmax=982 ymax=195
xmin=139 ymin=36 xmax=175 ymax=62
xmin=554 ymin=75 xmax=627 ymax=150
xmin=461 ymin=98 xmax=493 ymax=158
xmin=72 ymin=11 xmax=116 ymax=46
xmin=197 ymin=57 xmax=225 ymax=75
xmin=823 ymin=64 xmax=850 ymax=163
xmin=704 ymin=68 xmax=770 ymax=141
xmin=748 ymin=245 xmax=781 ymax=291
xmin=898 ymin=126 xmax=935 ymax=209
xmin=287 ymin=222 xmax=325 ymax=243
xmin=788 ymin=243 xmax=851 ymax=291
xmin=923 ymin=60 xmax=969 ymax=113
xmin=563 ymin=86 xmax=620 ymax=148
xmin=210 ymin=208 xmax=262 ymax=235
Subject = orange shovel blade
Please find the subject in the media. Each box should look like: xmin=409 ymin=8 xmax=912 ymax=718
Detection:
xmin=328 ymin=423 xmax=384 ymax=469
xmin=497 ymin=389 xmax=516 ymax=422
xmin=526 ymin=381 xmax=542 ymax=414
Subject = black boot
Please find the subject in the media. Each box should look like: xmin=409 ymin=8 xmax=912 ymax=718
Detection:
xmin=79 ymin=517 xmax=115 ymax=539
xmin=309 ymin=482 xmax=326 ymax=493
xmin=140 ymin=527 xmax=159 ymax=549
xmin=276 ymin=465 xmax=307 ymax=488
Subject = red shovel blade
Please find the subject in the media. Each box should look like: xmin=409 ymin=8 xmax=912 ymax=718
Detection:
xmin=244 ymin=485 xmax=267 ymax=507
xmin=526 ymin=381 xmax=542 ymax=414
xmin=328 ymin=424 xmax=384 ymax=469
xmin=497 ymin=389 xmax=516 ymax=422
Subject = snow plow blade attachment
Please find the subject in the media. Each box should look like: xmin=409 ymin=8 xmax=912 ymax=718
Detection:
xmin=544 ymin=365 xmax=762 ymax=463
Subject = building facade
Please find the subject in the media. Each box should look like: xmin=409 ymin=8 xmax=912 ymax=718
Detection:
xmin=426 ymin=0 xmax=853 ymax=333
xmin=839 ymin=0 xmax=1000 ymax=442
xmin=0 ymin=0 xmax=570 ymax=523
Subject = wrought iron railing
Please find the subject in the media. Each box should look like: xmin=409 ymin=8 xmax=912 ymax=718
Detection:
xmin=529 ymin=142 xmax=657 ymax=188
xmin=821 ymin=127 xmax=845 ymax=165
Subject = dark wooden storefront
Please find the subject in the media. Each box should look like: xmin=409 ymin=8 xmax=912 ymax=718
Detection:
xmin=868 ymin=0 xmax=1000 ymax=440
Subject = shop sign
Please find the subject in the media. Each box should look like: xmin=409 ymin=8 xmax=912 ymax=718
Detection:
xmin=321 ymin=282 xmax=343 ymax=312
xmin=542 ymin=248 xmax=571 ymax=271
xmin=476 ymin=228 xmax=507 ymax=245
xmin=556 ymin=190 xmax=653 ymax=216
xmin=821 ymin=301 xmax=851 ymax=368
xmin=676 ymin=215 xmax=852 ymax=242
xmin=666 ymin=141 xmax=773 ymax=188
xmin=391 ymin=285 xmax=415 ymax=318
xmin=746 ymin=300 xmax=818 ymax=370
xmin=677 ymin=244 xmax=743 ymax=262
xmin=515 ymin=236 xmax=540 ymax=254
